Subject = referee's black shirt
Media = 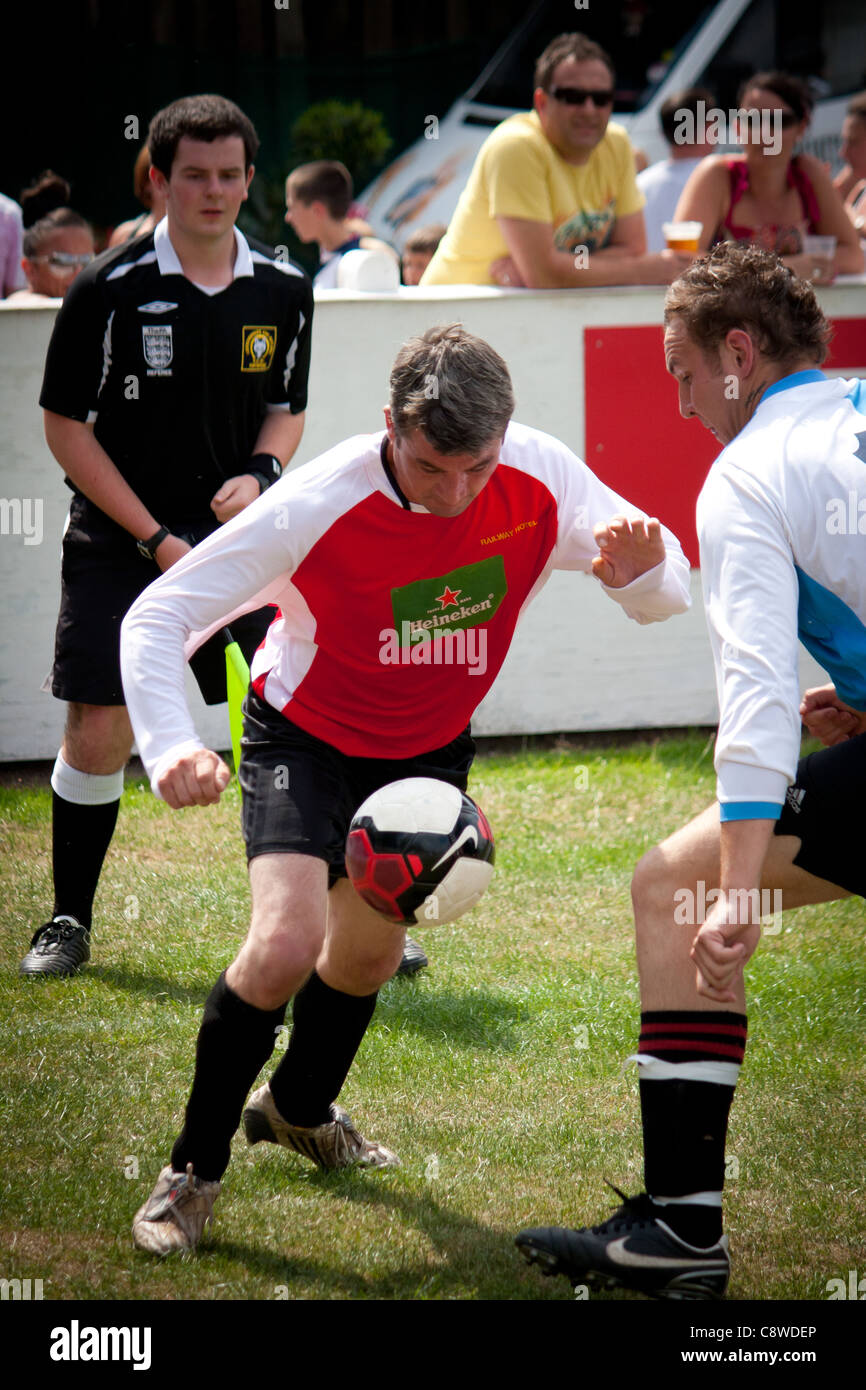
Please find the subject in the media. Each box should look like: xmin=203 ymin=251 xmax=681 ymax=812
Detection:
xmin=40 ymin=219 xmax=314 ymax=527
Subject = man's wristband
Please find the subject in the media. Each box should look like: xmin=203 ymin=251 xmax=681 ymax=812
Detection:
xmin=249 ymin=453 xmax=283 ymax=493
xmin=136 ymin=525 xmax=171 ymax=561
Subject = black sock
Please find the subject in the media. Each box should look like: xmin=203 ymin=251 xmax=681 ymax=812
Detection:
xmin=269 ymin=971 xmax=378 ymax=1127
xmin=171 ymin=972 xmax=286 ymax=1181
xmin=52 ymin=790 xmax=120 ymax=930
xmin=638 ymin=1010 xmax=747 ymax=1247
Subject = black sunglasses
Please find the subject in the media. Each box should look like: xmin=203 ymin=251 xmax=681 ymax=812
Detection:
xmin=745 ymin=106 xmax=802 ymax=128
xmin=549 ymin=86 xmax=614 ymax=107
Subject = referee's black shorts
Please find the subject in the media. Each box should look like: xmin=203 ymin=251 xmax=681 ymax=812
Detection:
xmin=239 ymin=687 xmax=475 ymax=885
xmin=773 ymin=730 xmax=866 ymax=897
xmin=50 ymin=494 xmax=273 ymax=706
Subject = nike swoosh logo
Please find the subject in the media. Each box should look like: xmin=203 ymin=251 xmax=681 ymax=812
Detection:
xmin=607 ymin=1238 xmax=725 ymax=1269
xmin=431 ymin=824 xmax=478 ymax=872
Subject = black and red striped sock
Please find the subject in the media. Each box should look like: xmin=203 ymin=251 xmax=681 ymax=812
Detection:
xmin=636 ymin=1010 xmax=747 ymax=1247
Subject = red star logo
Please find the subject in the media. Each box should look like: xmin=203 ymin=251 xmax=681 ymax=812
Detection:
xmin=435 ymin=586 xmax=461 ymax=608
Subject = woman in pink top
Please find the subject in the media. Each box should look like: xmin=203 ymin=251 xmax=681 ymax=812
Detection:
xmin=675 ymin=71 xmax=863 ymax=284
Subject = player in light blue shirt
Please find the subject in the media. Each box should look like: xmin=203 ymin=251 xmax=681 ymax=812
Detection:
xmin=517 ymin=243 xmax=866 ymax=1299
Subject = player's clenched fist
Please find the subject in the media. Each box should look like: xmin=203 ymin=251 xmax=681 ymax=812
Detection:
xmin=800 ymin=683 xmax=866 ymax=745
xmin=158 ymin=749 xmax=231 ymax=808
xmin=690 ymin=903 xmax=761 ymax=1003
xmin=591 ymin=516 xmax=665 ymax=588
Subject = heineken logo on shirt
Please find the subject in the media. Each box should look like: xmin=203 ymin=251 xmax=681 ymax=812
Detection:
xmin=241 ymin=325 xmax=277 ymax=372
xmin=390 ymin=555 xmax=507 ymax=646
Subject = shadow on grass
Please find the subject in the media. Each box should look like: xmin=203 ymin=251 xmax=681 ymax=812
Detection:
xmin=85 ymin=963 xmax=212 ymax=1008
xmin=77 ymin=970 xmax=526 ymax=1056
xmin=210 ymin=1174 xmax=558 ymax=1300
xmin=377 ymin=982 xmax=525 ymax=1051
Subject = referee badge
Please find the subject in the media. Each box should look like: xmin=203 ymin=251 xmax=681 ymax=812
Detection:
xmin=241 ymin=326 xmax=277 ymax=372
xmin=142 ymin=324 xmax=173 ymax=370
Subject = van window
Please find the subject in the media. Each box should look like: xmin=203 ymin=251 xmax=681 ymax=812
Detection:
xmin=695 ymin=0 xmax=864 ymax=106
xmin=468 ymin=2 xmax=715 ymax=114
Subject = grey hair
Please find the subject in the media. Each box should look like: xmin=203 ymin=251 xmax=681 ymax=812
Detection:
xmin=389 ymin=323 xmax=514 ymax=453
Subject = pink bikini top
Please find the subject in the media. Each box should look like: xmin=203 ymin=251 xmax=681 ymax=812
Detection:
xmin=718 ymin=157 xmax=821 ymax=255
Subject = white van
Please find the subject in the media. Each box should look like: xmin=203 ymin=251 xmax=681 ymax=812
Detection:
xmin=360 ymin=0 xmax=863 ymax=247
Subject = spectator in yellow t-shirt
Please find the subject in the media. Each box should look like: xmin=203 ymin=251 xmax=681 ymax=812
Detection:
xmin=421 ymin=33 xmax=693 ymax=289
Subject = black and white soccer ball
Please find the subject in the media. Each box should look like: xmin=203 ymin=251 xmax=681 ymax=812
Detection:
xmin=345 ymin=777 xmax=495 ymax=925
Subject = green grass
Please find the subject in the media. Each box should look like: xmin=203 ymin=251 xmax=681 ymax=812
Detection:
xmin=0 ymin=733 xmax=863 ymax=1301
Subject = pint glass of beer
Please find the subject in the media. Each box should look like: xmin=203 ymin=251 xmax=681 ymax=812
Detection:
xmin=663 ymin=220 xmax=703 ymax=251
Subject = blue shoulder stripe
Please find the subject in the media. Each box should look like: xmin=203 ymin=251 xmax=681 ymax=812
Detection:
xmin=796 ymin=566 xmax=866 ymax=708
xmin=846 ymin=377 xmax=866 ymax=418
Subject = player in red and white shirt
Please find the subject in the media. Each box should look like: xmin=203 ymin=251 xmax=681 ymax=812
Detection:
xmin=121 ymin=323 xmax=690 ymax=1254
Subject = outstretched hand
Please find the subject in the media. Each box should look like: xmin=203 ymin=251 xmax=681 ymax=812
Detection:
xmin=592 ymin=516 xmax=665 ymax=588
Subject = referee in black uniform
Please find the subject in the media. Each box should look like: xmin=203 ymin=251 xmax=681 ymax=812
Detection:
xmin=21 ymin=94 xmax=314 ymax=977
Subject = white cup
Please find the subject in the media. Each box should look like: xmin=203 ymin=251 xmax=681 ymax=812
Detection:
xmin=801 ymin=234 xmax=837 ymax=258
xmin=336 ymin=249 xmax=400 ymax=291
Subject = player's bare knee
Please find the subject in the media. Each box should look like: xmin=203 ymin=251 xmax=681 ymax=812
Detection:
xmin=229 ymin=937 xmax=318 ymax=1010
xmin=320 ymin=942 xmax=403 ymax=995
xmin=631 ymin=844 xmax=675 ymax=915
xmin=250 ymin=925 xmax=320 ymax=989
xmin=64 ymin=703 xmax=132 ymax=773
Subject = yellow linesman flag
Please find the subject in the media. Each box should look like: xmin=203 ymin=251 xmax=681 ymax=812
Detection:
xmin=223 ymin=629 xmax=250 ymax=775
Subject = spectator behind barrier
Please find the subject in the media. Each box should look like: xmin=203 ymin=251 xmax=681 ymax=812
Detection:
xmin=675 ymin=70 xmax=863 ymax=282
xmin=0 ymin=192 xmax=26 ymax=296
xmin=285 ymin=161 xmax=399 ymax=289
xmin=420 ymin=31 xmax=692 ymax=289
xmin=20 ymin=171 xmax=72 ymax=227
xmin=108 ymin=145 xmax=169 ymax=247
xmin=833 ymin=93 xmax=866 ymax=236
xmin=401 ymin=224 xmax=446 ymax=284
xmin=4 ymin=208 xmax=94 ymax=304
xmin=636 ymin=88 xmax=717 ymax=252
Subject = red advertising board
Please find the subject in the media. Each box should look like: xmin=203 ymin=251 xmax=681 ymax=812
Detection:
xmin=584 ymin=317 xmax=866 ymax=565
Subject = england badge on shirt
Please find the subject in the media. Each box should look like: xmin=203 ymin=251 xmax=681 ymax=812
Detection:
xmin=142 ymin=324 xmax=173 ymax=372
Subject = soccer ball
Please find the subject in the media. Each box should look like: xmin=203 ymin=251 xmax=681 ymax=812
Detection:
xmin=345 ymin=777 xmax=495 ymax=925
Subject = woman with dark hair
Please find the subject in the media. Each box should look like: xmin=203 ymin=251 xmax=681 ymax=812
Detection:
xmin=20 ymin=171 xmax=72 ymax=227
xmin=674 ymin=70 xmax=862 ymax=283
xmin=5 ymin=208 xmax=94 ymax=302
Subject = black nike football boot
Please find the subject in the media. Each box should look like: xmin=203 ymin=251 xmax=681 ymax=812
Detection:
xmin=516 ymin=1186 xmax=730 ymax=1300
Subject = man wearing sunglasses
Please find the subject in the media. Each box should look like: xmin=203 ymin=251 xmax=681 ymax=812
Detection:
xmin=422 ymin=33 xmax=692 ymax=289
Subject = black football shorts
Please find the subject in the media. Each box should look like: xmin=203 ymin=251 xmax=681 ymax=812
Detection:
xmin=773 ymin=730 xmax=866 ymax=896
xmin=50 ymin=494 xmax=273 ymax=706
xmin=239 ymin=687 xmax=475 ymax=883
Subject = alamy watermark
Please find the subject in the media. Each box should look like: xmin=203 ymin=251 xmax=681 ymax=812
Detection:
xmin=0 ymin=497 xmax=43 ymax=545
xmin=674 ymin=881 xmax=782 ymax=934
xmin=674 ymin=101 xmax=784 ymax=156
xmin=379 ymin=623 xmax=487 ymax=676
xmin=1 ymin=1276 xmax=45 ymax=1299
xmin=826 ymin=1268 xmax=866 ymax=1298
xmin=50 ymin=1322 xmax=151 ymax=1370
xmin=826 ymin=492 xmax=866 ymax=535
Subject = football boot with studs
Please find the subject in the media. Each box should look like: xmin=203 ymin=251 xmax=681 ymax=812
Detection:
xmin=516 ymin=1185 xmax=730 ymax=1300
xmin=243 ymin=1083 xmax=400 ymax=1170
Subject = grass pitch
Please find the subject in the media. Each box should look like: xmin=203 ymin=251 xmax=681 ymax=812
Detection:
xmin=0 ymin=732 xmax=863 ymax=1302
